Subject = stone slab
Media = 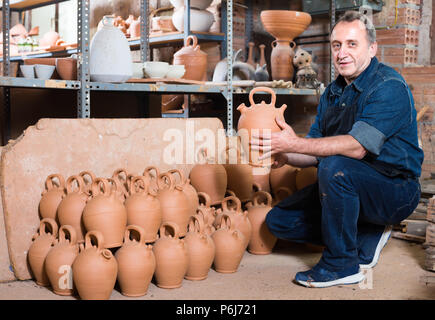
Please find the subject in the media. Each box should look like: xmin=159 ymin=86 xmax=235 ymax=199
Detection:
xmin=0 ymin=146 xmax=16 ymax=282
xmin=0 ymin=118 xmax=224 ymax=280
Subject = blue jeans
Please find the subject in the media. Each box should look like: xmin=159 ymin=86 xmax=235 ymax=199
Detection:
xmin=265 ymin=156 xmax=421 ymax=271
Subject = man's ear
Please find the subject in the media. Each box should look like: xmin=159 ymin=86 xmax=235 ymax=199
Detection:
xmin=369 ymin=41 xmax=378 ymax=58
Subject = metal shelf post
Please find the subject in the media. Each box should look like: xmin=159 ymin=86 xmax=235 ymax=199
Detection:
xmin=2 ymin=0 xmax=11 ymax=144
xmin=226 ymin=0 xmax=233 ymax=135
xmin=77 ymin=0 xmax=90 ymax=118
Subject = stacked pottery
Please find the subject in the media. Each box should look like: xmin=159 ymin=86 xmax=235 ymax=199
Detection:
xmin=39 ymin=173 xmax=66 ymax=222
xmin=197 ymin=192 xmax=216 ymax=227
xmin=184 ymin=215 xmax=215 ymax=281
xmin=112 ymin=168 xmax=133 ymax=201
xmin=168 ymin=169 xmax=199 ymax=219
xmin=237 ymin=87 xmax=287 ymax=167
xmin=78 ymin=170 xmax=96 ymax=196
xmin=295 ymin=166 xmax=318 ymax=190
xmin=82 ymin=178 xmax=127 ymax=248
xmin=195 ymin=207 xmax=216 ymax=236
xmin=211 ymin=214 xmax=245 ymax=273
xmin=153 ymin=222 xmax=188 ymax=288
xmin=173 ymin=35 xmax=207 ymax=81
xmin=115 ymin=225 xmax=156 ymax=297
xmin=72 ymin=231 xmax=118 ymax=300
xmin=57 ymin=175 xmax=89 ymax=243
xmin=45 ymin=225 xmax=79 ymax=295
xmin=156 ymin=172 xmax=191 ymax=237
xmin=124 ymin=176 xmax=162 ymax=243
xmin=143 ymin=166 xmax=160 ymax=194
xmin=246 ymin=191 xmax=277 ymax=254
xmin=28 ymin=218 xmax=59 ymax=286
xmin=189 ymin=148 xmax=227 ymax=206
xmin=269 ymin=164 xmax=298 ymax=198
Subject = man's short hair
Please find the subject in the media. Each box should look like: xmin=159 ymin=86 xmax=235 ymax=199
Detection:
xmin=331 ymin=11 xmax=376 ymax=44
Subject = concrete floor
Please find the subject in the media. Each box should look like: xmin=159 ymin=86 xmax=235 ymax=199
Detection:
xmin=0 ymin=238 xmax=434 ymax=300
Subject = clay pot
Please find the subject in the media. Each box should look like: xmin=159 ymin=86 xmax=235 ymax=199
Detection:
xmin=189 ymin=148 xmax=227 ymax=206
xmin=184 ymin=215 xmax=215 ymax=280
xmin=156 ymin=172 xmax=191 ymax=237
xmin=295 ymin=167 xmax=318 ymax=190
xmin=128 ymin=17 xmax=141 ymax=38
xmin=151 ymin=16 xmax=176 ymax=33
xmin=78 ymin=170 xmax=96 ymax=196
xmin=39 ymin=30 xmax=60 ymax=47
xmin=259 ymin=44 xmax=267 ymax=67
xmin=194 ymin=208 xmax=216 ymax=236
xmin=250 ymin=163 xmax=271 ymax=194
xmin=72 ymin=231 xmax=118 ymax=300
xmin=197 ymin=192 xmax=216 ymax=227
xmin=260 ymin=10 xmax=312 ymax=41
xmin=28 ymin=218 xmax=58 ymax=286
xmin=173 ymin=35 xmax=207 ymax=81
xmin=214 ymin=196 xmax=251 ymax=249
xmin=153 ymin=222 xmax=188 ymax=288
xmin=55 ymin=57 xmax=77 ymax=80
xmin=237 ymin=87 xmax=287 ymax=166
xmin=10 ymin=23 xmax=27 ymax=37
xmin=172 ymin=7 xmax=215 ymax=32
xmin=115 ymin=225 xmax=156 ymax=297
xmin=269 ymin=165 xmax=298 ymax=197
xmin=211 ymin=214 xmax=245 ymax=273
xmin=82 ymin=178 xmax=127 ymax=248
xmin=124 ymin=176 xmax=162 ymax=243
xmin=39 ymin=173 xmax=66 ymax=223
xmin=246 ymin=191 xmax=277 ymax=254
xmin=246 ymin=42 xmax=255 ymax=67
xmin=45 ymin=225 xmax=79 ymax=295
xmin=57 ymin=175 xmax=89 ymax=243
xmin=270 ymin=40 xmax=296 ymax=81
xmin=168 ymin=168 xmax=199 ymax=218
xmin=112 ymin=168 xmax=133 ymax=201
xmin=223 ymin=146 xmax=254 ymax=202
xmin=143 ymin=166 xmax=160 ymax=194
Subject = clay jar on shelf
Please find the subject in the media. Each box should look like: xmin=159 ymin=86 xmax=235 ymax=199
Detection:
xmin=270 ymin=40 xmax=296 ymax=81
xmin=115 ymin=225 xmax=156 ymax=297
xmin=44 ymin=225 xmax=79 ymax=295
xmin=124 ymin=176 xmax=161 ymax=243
xmin=28 ymin=218 xmax=59 ymax=286
xmin=82 ymin=178 xmax=127 ymax=248
xmin=173 ymin=35 xmax=207 ymax=81
xmin=153 ymin=222 xmax=188 ymax=289
xmin=39 ymin=173 xmax=66 ymax=223
xmin=184 ymin=215 xmax=215 ymax=281
xmin=72 ymin=231 xmax=118 ymax=300
xmin=246 ymin=191 xmax=277 ymax=255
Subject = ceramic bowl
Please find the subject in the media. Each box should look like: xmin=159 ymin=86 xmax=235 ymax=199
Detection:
xmin=172 ymin=7 xmax=215 ymax=32
xmin=143 ymin=61 xmax=169 ymax=78
xmin=131 ymin=62 xmax=144 ymax=78
xmin=169 ymin=0 xmax=213 ymax=10
xmin=166 ymin=65 xmax=185 ymax=79
xmin=34 ymin=64 xmax=55 ymax=79
xmin=20 ymin=65 xmax=35 ymax=78
xmin=55 ymin=57 xmax=77 ymax=80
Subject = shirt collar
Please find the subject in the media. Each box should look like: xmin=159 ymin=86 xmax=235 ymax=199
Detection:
xmin=330 ymin=57 xmax=379 ymax=95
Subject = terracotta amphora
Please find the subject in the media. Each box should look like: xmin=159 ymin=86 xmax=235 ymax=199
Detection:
xmin=173 ymin=35 xmax=207 ymax=81
xmin=168 ymin=168 xmax=199 ymax=219
xmin=79 ymin=170 xmax=96 ymax=196
xmin=45 ymin=225 xmax=79 ymax=295
xmin=184 ymin=215 xmax=215 ymax=281
xmin=72 ymin=230 xmax=118 ymax=300
xmin=124 ymin=176 xmax=161 ymax=243
xmin=39 ymin=173 xmax=66 ymax=223
xmin=237 ymin=87 xmax=287 ymax=166
xmin=269 ymin=164 xmax=298 ymax=197
xmin=189 ymin=148 xmax=227 ymax=206
xmin=115 ymin=225 xmax=156 ymax=297
xmin=250 ymin=163 xmax=271 ymax=194
xmin=295 ymin=166 xmax=318 ymax=190
xmin=194 ymin=208 xmax=216 ymax=236
xmin=223 ymin=146 xmax=254 ymax=202
xmin=156 ymin=172 xmax=191 ymax=237
xmin=211 ymin=214 xmax=245 ymax=273
xmin=214 ymin=196 xmax=251 ymax=249
xmin=153 ymin=222 xmax=188 ymax=288
xmin=112 ymin=168 xmax=134 ymax=201
xmin=143 ymin=166 xmax=160 ymax=194
xmin=197 ymin=192 xmax=216 ymax=227
xmin=246 ymin=191 xmax=277 ymax=254
xmin=28 ymin=218 xmax=58 ymax=286
xmin=82 ymin=178 xmax=127 ymax=248
xmin=270 ymin=40 xmax=296 ymax=81
xmin=57 ymin=175 xmax=89 ymax=243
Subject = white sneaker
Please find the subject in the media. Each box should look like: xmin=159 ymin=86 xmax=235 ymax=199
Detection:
xmin=359 ymin=225 xmax=393 ymax=269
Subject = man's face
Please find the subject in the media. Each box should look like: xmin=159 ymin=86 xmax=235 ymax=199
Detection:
xmin=330 ymin=19 xmax=377 ymax=84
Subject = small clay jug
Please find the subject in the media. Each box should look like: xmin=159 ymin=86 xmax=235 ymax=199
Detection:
xmin=78 ymin=170 xmax=96 ymax=196
xmin=197 ymin=192 xmax=216 ymax=226
xmin=295 ymin=166 xmax=318 ymax=190
xmin=124 ymin=176 xmax=161 ymax=242
xmin=259 ymin=44 xmax=267 ymax=67
xmin=57 ymin=175 xmax=89 ymax=243
xmin=115 ymin=225 xmax=156 ymax=297
xmin=246 ymin=41 xmax=255 ymax=67
xmin=214 ymin=196 xmax=251 ymax=249
xmin=28 ymin=218 xmax=59 ymax=286
xmin=112 ymin=168 xmax=133 ymax=201
xmin=189 ymin=148 xmax=227 ymax=206
xmin=223 ymin=146 xmax=254 ymax=202
xmin=269 ymin=164 xmax=298 ymax=197
xmin=194 ymin=208 xmax=216 ymax=236
xmin=72 ymin=230 xmax=118 ymax=300
xmin=39 ymin=174 xmax=66 ymax=222
xmin=246 ymin=191 xmax=277 ymax=254
xmin=237 ymin=87 xmax=287 ymax=166
xmin=156 ymin=172 xmax=191 ymax=237
xmin=143 ymin=166 xmax=160 ymax=194
xmin=211 ymin=214 xmax=245 ymax=273
xmin=45 ymin=225 xmax=79 ymax=295
xmin=168 ymin=168 xmax=199 ymax=219
xmin=173 ymin=35 xmax=207 ymax=81
xmin=184 ymin=216 xmax=215 ymax=281
xmin=153 ymin=222 xmax=188 ymax=288
xmin=270 ymin=40 xmax=296 ymax=81
xmin=82 ymin=178 xmax=127 ymax=248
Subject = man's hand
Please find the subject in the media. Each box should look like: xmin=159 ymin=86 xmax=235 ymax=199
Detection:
xmin=271 ymin=152 xmax=288 ymax=169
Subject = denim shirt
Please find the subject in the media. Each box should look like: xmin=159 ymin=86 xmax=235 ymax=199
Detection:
xmin=307 ymin=57 xmax=424 ymax=178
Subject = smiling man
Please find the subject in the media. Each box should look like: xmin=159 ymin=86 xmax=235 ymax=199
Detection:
xmin=250 ymin=11 xmax=424 ymax=288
